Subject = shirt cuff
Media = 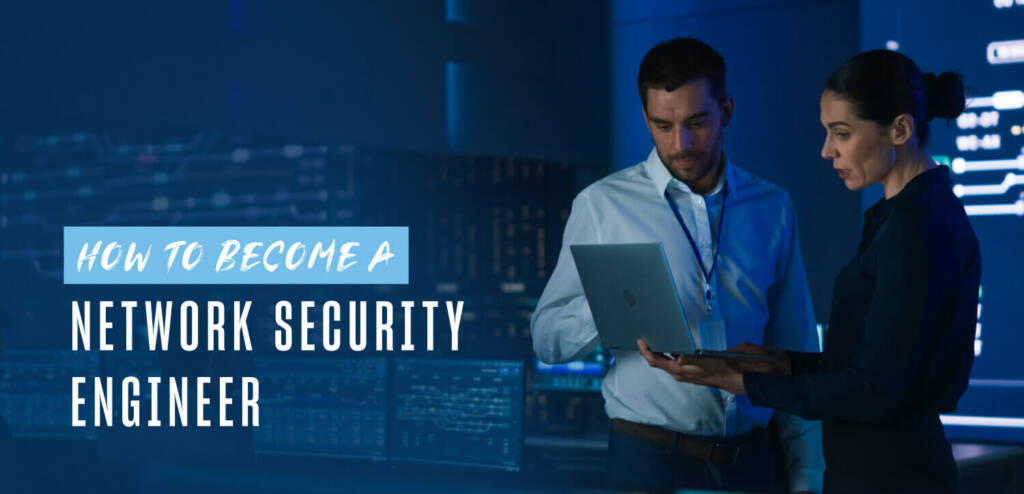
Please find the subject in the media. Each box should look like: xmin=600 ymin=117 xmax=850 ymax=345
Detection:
xmin=788 ymin=466 xmax=825 ymax=494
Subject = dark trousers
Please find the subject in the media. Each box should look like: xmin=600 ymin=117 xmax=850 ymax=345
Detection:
xmin=606 ymin=425 xmax=779 ymax=494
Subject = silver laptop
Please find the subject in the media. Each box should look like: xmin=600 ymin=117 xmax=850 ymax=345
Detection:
xmin=570 ymin=242 xmax=771 ymax=360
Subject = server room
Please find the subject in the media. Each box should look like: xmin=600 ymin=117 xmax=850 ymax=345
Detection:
xmin=0 ymin=1 xmax=1021 ymax=493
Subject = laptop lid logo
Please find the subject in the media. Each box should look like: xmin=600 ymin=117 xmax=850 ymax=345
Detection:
xmin=623 ymin=289 xmax=637 ymax=308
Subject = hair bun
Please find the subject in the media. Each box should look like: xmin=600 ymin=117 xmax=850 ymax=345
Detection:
xmin=924 ymin=71 xmax=966 ymax=121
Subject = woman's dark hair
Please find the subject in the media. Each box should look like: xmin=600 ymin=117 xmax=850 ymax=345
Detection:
xmin=638 ymin=37 xmax=727 ymax=110
xmin=825 ymin=49 xmax=965 ymax=146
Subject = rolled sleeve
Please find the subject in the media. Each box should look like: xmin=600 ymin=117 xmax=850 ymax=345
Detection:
xmin=531 ymin=192 xmax=602 ymax=364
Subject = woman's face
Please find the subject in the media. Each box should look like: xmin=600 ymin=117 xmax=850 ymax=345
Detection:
xmin=819 ymin=90 xmax=896 ymax=191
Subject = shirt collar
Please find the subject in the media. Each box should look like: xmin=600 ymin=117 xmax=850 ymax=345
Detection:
xmin=644 ymin=147 xmax=732 ymax=197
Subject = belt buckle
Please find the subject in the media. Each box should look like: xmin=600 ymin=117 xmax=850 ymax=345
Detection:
xmin=710 ymin=443 xmax=741 ymax=465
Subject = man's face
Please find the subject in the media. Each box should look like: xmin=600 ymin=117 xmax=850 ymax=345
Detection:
xmin=643 ymin=78 xmax=733 ymax=189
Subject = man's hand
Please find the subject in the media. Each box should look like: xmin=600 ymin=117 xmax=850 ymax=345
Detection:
xmin=636 ymin=339 xmax=746 ymax=395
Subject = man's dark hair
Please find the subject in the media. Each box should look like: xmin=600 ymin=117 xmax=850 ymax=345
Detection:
xmin=637 ymin=37 xmax=727 ymax=110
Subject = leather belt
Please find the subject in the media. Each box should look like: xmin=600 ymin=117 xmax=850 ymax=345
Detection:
xmin=611 ymin=419 xmax=761 ymax=465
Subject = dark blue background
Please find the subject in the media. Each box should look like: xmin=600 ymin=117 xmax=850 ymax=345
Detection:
xmin=0 ymin=1 xmax=1020 ymax=492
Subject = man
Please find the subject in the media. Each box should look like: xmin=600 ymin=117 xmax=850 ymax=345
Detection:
xmin=531 ymin=38 xmax=824 ymax=493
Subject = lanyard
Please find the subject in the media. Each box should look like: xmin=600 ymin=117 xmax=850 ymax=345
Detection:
xmin=663 ymin=183 xmax=727 ymax=314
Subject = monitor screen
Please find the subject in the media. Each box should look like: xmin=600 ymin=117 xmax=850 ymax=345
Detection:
xmin=531 ymin=349 xmax=607 ymax=392
xmin=863 ymin=0 xmax=1024 ymax=442
xmin=0 ymin=349 xmax=99 ymax=439
xmin=253 ymin=357 xmax=387 ymax=460
xmin=390 ymin=358 xmax=523 ymax=471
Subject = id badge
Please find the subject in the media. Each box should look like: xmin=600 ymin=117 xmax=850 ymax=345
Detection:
xmin=697 ymin=317 xmax=727 ymax=352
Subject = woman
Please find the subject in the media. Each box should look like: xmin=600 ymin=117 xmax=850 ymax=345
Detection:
xmin=637 ymin=49 xmax=981 ymax=493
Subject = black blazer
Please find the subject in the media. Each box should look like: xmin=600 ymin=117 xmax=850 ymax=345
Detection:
xmin=746 ymin=166 xmax=981 ymax=494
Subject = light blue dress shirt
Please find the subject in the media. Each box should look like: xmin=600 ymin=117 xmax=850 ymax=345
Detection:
xmin=531 ymin=148 xmax=825 ymax=492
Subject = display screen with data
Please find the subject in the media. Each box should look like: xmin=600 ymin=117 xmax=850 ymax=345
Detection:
xmin=390 ymin=358 xmax=523 ymax=471
xmin=863 ymin=0 xmax=1024 ymax=442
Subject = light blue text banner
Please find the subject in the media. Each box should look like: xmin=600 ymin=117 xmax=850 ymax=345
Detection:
xmin=63 ymin=226 xmax=408 ymax=284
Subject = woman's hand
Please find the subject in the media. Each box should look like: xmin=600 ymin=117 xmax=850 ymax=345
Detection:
xmin=636 ymin=339 xmax=747 ymax=395
xmin=635 ymin=340 xmax=791 ymax=394
xmin=726 ymin=342 xmax=792 ymax=376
